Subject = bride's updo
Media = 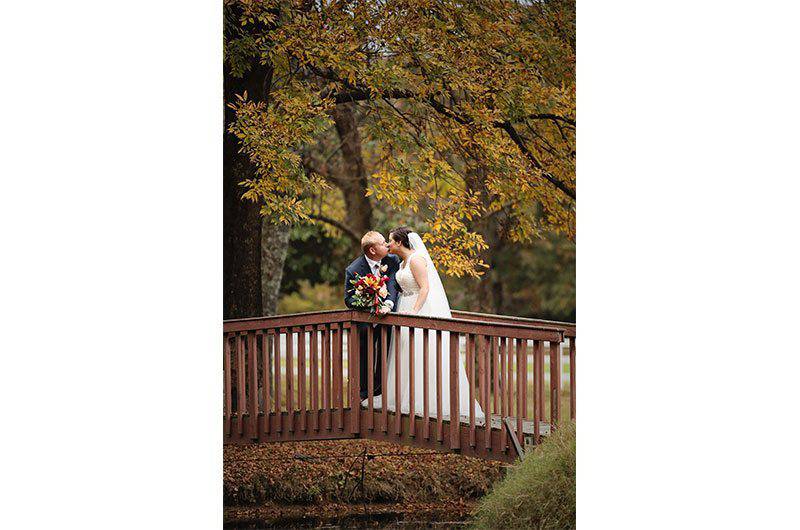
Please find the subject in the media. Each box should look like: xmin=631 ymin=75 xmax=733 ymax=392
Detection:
xmin=389 ymin=226 xmax=413 ymax=249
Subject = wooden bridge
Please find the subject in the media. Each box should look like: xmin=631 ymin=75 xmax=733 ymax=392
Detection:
xmin=223 ymin=310 xmax=576 ymax=463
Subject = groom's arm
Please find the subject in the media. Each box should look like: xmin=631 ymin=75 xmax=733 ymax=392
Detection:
xmin=386 ymin=256 xmax=401 ymax=311
xmin=344 ymin=267 xmax=358 ymax=309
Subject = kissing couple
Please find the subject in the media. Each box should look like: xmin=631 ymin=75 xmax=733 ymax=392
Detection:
xmin=344 ymin=227 xmax=485 ymax=421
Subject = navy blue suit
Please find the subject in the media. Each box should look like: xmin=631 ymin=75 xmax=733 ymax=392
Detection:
xmin=344 ymin=254 xmax=401 ymax=399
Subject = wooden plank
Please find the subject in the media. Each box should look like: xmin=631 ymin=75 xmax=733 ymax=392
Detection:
xmin=308 ymin=326 xmax=318 ymax=432
xmin=482 ymin=336 xmax=491 ymax=451
xmin=409 ymin=326 xmax=416 ymax=438
xmin=449 ymin=332 xmax=460 ymax=450
xmin=436 ymin=330 xmax=443 ymax=442
xmin=395 ymin=325 xmax=402 ymax=436
xmin=533 ymin=340 xmax=541 ymax=444
xmin=516 ymin=339 xmax=523 ymax=439
xmin=261 ymin=333 xmax=274 ymax=434
xmin=248 ymin=332 xmax=258 ymax=437
xmin=423 ymin=328 xmax=430 ymax=441
xmin=224 ymin=334 xmax=232 ymax=439
xmin=274 ymin=331 xmax=282 ymax=433
xmin=468 ymin=333 xmax=476 ymax=448
xmin=367 ymin=325 xmax=374 ymax=431
xmin=332 ymin=324 xmax=343 ymax=431
xmin=537 ymin=337 xmax=545 ymax=423
xmin=492 ymin=336 xmax=500 ymax=415
xmin=506 ymin=337 xmax=513 ymax=432
xmin=349 ymin=326 xmax=360 ymax=434
xmin=236 ymin=334 xmax=246 ymax=436
xmin=570 ymin=337 xmax=576 ymax=420
xmin=286 ymin=330 xmax=294 ymax=433
xmin=550 ymin=340 xmax=561 ymax=425
xmin=381 ymin=325 xmax=388 ymax=433
xmin=499 ymin=336 xmax=507 ymax=452
xmin=322 ymin=325 xmax=331 ymax=432
xmin=297 ymin=328 xmax=306 ymax=431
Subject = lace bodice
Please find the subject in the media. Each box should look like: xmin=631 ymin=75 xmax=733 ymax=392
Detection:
xmin=396 ymin=252 xmax=422 ymax=295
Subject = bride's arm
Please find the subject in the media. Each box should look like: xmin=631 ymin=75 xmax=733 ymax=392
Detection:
xmin=408 ymin=255 xmax=429 ymax=314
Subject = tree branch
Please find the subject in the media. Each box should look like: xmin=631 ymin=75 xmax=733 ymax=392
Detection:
xmin=309 ymin=214 xmax=361 ymax=243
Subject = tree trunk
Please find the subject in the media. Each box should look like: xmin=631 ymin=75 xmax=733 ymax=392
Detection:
xmin=261 ymin=219 xmax=291 ymax=315
xmin=223 ymin=63 xmax=273 ymax=319
xmin=331 ymin=103 xmax=372 ymax=252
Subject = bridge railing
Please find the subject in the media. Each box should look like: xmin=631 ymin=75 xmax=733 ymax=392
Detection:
xmin=223 ymin=309 xmax=576 ymax=461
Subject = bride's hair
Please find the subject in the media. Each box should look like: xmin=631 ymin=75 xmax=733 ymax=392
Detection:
xmin=389 ymin=226 xmax=413 ymax=249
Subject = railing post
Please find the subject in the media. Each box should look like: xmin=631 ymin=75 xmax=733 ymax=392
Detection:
xmin=236 ymin=333 xmax=246 ymax=436
xmin=550 ymin=339 xmax=561 ymax=426
xmin=261 ymin=332 xmax=270 ymax=436
xmin=409 ymin=326 xmax=416 ymax=438
xmin=348 ymin=323 xmax=360 ymax=435
xmin=533 ymin=340 xmax=542 ymax=444
xmin=248 ymin=332 xmax=258 ymax=438
xmin=570 ymin=336 xmax=576 ymax=420
xmin=297 ymin=328 xmax=306 ymax=432
xmin=394 ymin=325 xmax=402 ymax=435
xmin=367 ymin=324 xmax=374 ymax=431
xmin=449 ymin=332 xmax=460 ymax=450
xmin=224 ymin=334 xmax=232 ymax=439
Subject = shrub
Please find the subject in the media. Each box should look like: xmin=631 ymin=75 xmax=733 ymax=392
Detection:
xmin=471 ymin=421 xmax=575 ymax=530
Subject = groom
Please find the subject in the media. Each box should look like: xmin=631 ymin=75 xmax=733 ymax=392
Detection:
xmin=344 ymin=231 xmax=401 ymax=400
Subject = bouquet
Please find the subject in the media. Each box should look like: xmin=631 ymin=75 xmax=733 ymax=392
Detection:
xmin=349 ymin=271 xmax=391 ymax=315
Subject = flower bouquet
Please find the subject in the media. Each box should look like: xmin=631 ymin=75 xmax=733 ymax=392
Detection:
xmin=348 ymin=272 xmax=391 ymax=315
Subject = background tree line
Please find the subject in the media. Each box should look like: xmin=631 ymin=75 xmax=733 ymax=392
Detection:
xmin=224 ymin=0 xmax=575 ymax=322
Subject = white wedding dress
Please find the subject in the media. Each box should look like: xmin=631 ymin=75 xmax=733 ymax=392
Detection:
xmin=379 ymin=233 xmax=485 ymax=422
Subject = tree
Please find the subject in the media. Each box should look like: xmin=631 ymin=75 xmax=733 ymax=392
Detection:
xmin=226 ymin=0 xmax=575 ymax=287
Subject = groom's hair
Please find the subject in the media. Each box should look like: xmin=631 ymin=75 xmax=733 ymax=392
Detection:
xmin=361 ymin=231 xmax=384 ymax=254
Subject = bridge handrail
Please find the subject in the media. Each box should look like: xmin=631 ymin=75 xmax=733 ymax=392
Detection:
xmin=224 ymin=309 xmax=564 ymax=342
xmin=450 ymin=310 xmax=576 ymax=338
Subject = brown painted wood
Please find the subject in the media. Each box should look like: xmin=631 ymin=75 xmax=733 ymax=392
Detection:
xmin=367 ymin=325 xmax=374 ymax=431
xmin=332 ymin=324 xmax=343 ymax=431
xmin=262 ymin=333 xmax=270 ymax=435
xmin=236 ymin=334 xmax=246 ymax=436
xmin=492 ymin=336 xmax=499 ymax=415
xmin=499 ymin=336 xmax=507 ymax=452
xmin=449 ymin=332 xmax=460 ymax=450
xmin=570 ymin=337 xmax=576 ymax=420
xmin=423 ymin=328 xmax=430 ymax=441
xmin=506 ymin=337 xmax=513 ymax=431
xmin=395 ymin=325 xmax=402 ymax=436
xmin=409 ymin=326 xmax=415 ymax=438
xmin=516 ymin=339 xmax=523 ymax=438
xmin=468 ymin=334 xmax=476 ymax=448
xmin=450 ymin=310 xmax=576 ymax=338
xmin=322 ymin=325 xmax=331 ymax=432
xmin=308 ymin=326 xmax=318 ymax=432
xmin=248 ymin=332 xmax=258 ymax=436
xmin=550 ymin=340 xmax=561 ymax=425
xmin=274 ymin=331 xmax=282 ymax=433
xmin=381 ymin=325 xmax=388 ymax=433
xmin=286 ymin=330 xmax=294 ymax=433
xmin=482 ymin=336 xmax=491 ymax=451
xmin=224 ymin=334 xmax=232 ymax=439
xmin=536 ymin=338 xmax=545 ymax=423
xmin=436 ymin=330 xmax=443 ymax=443
xmin=297 ymin=328 xmax=306 ymax=431
xmin=533 ymin=340 xmax=541 ymax=444
xmin=348 ymin=326 xmax=360 ymax=434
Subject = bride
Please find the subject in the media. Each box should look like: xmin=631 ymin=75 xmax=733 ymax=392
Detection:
xmin=364 ymin=226 xmax=485 ymax=422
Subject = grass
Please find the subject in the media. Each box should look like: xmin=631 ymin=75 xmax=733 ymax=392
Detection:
xmin=470 ymin=420 xmax=576 ymax=530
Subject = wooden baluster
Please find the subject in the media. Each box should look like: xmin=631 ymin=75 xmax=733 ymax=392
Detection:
xmin=550 ymin=340 xmax=561 ymax=426
xmin=436 ymin=330 xmax=443 ymax=443
xmin=348 ymin=324 xmax=360 ymax=435
xmin=505 ymin=337 xmax=513 ymax=431
xmin=570 ymin=337 xmax=576 ymax=420
xmin=308 ymin=326 xmax=317 ymax=432
xmin=468 ymin=333 xmax=476 ymax=448
xmin=516 ymin=338 xmax=524 ymax=440
xmin=423 ymin=328 xmax=430 ymax=441
xmin=449 ymin=332 xmax=461 ymax=450
xmin=248 ymin=332 xmax=258 ymax=438
xmin=381 ymin=325 xmax=388 ymax=433
xmin=224 ymin=334 xmax=232 ymax=439
xmin=262 ymin=332 xmax=270 ymax=436
xmin=483 ymin=335 xmax=491 ymax=451
xmin=367 ymin=325 xmax=374 ymax=431
xmin=285 ymin=329 xmax=294 ymax=433
xmin=297 ymin=328 xmax=306 ymax=432
xmin=533 ymin=340 xmax=541 ymax=444
xmin=274 ymin=331 xmax=282 ymax=434
xmin=492 ymin=336 xmax=500 ymax=416
xmin=322 ymin=324 xmax=331 ymax=432
xmin=409 ymin=327 xmax=415 ymax=438
xmin=537 ymin=337 xmax=545 ymax=425
xmin=499 ymin=336 xmax=507 ymax=452
xmin=333 ymin=324 xmax=343 ymax=431
xmin=394 ymin=325 xmax=402 ymax=435
xmin=236 ymin=333 xmax=246 ymax=436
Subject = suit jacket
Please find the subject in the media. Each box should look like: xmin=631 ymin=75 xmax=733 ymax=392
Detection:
xmin=344 ymin=254 xmax=401 ymax=312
